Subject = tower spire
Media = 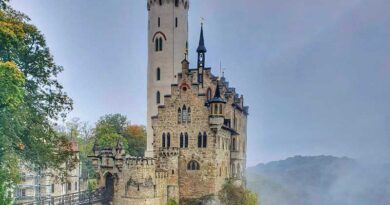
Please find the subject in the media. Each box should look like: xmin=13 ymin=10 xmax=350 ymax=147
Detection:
xmin=197 ymin=22 xmax=207 ymax=54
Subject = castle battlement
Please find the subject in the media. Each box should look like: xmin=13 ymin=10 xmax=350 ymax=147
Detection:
xmin=147 ymin=0 xmax=189 ymax=10
xmin=125 ymin=157 xmax=156 ymax=167
xmin=159 ymin=147 xmax=179 ymax=157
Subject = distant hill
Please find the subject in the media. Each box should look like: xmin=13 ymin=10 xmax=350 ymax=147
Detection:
xmin=247 ymin=156 xmax=390 ymax=205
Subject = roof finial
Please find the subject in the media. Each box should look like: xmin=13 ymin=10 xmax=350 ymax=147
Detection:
xmin=184 ymin=41 xmax=188 ymax=60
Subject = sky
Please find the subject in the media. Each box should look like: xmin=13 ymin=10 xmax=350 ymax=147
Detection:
xmin=10 ymin=0 xmax=390 ymax=166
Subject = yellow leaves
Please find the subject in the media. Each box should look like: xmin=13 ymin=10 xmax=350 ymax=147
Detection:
xmin=0 ymin=61 xmax=25 ymax=109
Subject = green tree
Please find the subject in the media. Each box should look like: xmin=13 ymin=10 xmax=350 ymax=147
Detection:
xmin=167 ymin=198 xmax=179 ymax=205
xmin=124 ymin=125 xmax=146 ymax=156
xmin=219 ymin=180 xmax=259 ymax=205
xmin=95 ymin=114 xmax=128 ymax=148
xmin=0 ymin=1 xmax=74 ymax=203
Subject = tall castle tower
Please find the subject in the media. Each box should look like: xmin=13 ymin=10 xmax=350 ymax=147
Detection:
xmin=146 ymin=0 xmax=190 ymax=157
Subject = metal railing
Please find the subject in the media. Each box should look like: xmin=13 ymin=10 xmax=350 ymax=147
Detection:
xmin=15 ymin=188 xmax=107 ymax=205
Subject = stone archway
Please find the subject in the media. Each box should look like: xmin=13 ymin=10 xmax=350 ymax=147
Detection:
xmin=103 ymin=173 xmax=114 ymax=204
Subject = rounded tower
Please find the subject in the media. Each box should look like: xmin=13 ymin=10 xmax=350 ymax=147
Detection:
xmin=146 ymin=0 xmax=190 ymax=157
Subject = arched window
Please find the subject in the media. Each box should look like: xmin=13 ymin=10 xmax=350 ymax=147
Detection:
xmin=178 ymin=108 xmax=182 ymax=124
xmin=162 ymin=133 xmax=166 ymax=148
xmin=167 ymin=133 xmax=171 ymax=148
xmin=219 ymin=104 xmax=223 ymax=115
xmin=155 ymin=39 xmax=159 ymax=51
xmin=180 ymin=133 xmax=184 ymax=148
xmin=159 ymin=37 xmax=163 ymax=51
xmin=185 ymin=132 xmax=189 ymax=148
xmin=158 ymin=17 xmax=160 ymax=27
xmin=198 ymin=132 xmax=202 ymax=148
xmin=187 ymin=107 xmax=191 ymax=123
xmin=156 ymin=68 xmax=161 ymax=81
xmin=214 ymin=104 xmax=218 ymax=115
xmin=207 ymin=88 xmax=212 ymax=101
xmin=187 ymin=160 xmax=200 ymax=170
xmin=182 ymin=105 xmax=187 ymax=123
xmin=156 ymin=91 xmax=160 ymax=104
xmin=203 ymin=132 xmax=207 ymax=148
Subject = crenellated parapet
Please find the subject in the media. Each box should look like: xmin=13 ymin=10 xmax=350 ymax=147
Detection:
xmin=147 ymin=0 xmax=189 ymax=10
xmin=158 ymin=147 xmax=179 ymax=157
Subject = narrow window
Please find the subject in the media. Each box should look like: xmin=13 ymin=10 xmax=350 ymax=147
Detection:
xmin=68 ymin=182 xmax=71 ymax=191
xmin=159 ymin=0 xmax=162 ymax=6
xmin=214 ymin=104 xmax=218 ymax=115
xmin=219 ymin=104 xmax=223 ymax=115
xmin=207 ymin=88 xmax=212 ymax=101
xmin=185 ymin=133 xmax=188 ymax=148
xmin=175 ymin=17 xmax=178 ymax=28
xmin=155 ymin=39 xmax=159 ymax=51
xmin=187 ymin=107 xmax=191 ymax=123
xmin=233 ymin=138 xmax=236 ymax=151
xmin=75 ymin=182 xmax=77 ymax=191
xmin=21 ymin=189 xmax=26 ymax=197
xmin=180 ymin=133 xmax=184 ymax=148
xmin=157 ymin=68 xmax=161 ymax=81
xmin=156 ymin=91 xmax=160 ymax=104
xmin=175 ymin=0 xmax=179 ymax=7
xmin=158 ymin=17 xmax=160 ymax=27
xmin=178 ymin=108 xmax=182 ymax=124
xmin=167 ymin=133 xmax=171 ymax=148
xmin=182 ymin=105 xmax=187 ymax=123
xmin=198 ymin=132 xmax=202 ymax=148
xmin=159 ymin=38 xmax=163 ymax=51
xmin=51 ymin=184 xmax=55 ymax=193
xmin=162 ymin=133 xmax=166 ymax=148
xmin=203 ymin=132 xmax=207 ymax=148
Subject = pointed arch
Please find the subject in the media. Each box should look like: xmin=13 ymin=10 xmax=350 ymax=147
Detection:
xmin=207 ymin=88 xmax=212 ymax=101
xmin=187 ymin=160 xmax=200 ymax=170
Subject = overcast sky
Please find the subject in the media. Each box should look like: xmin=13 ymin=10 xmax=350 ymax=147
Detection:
xmin=11 ymin=0 xmax=390 ymax=166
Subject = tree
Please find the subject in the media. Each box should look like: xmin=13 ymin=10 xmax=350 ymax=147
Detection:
xmin=219 ymin=180 xmax=259 ymax=205
xmin=0 ymin=1 xmax=74 ymax=203
xmin=94 ymin=114 xmax=128 ymax=148
xmin=124 ymin=125 xmax=146 ymax=156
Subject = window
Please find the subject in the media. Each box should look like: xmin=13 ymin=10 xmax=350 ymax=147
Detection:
xmin=180 ymin=133 xmax=184 ymax=148
xmin=172 ymin=170 xmax=175 ymax=175
xmin=158 ymin=17 xmax=160 ymax=27
xmin=175 ymin=0 xmax=179 ymax=7
xmin=198 ymin=132 xmax=202 ymax=148
xmin=162 ymin=133 xmax=166 ymax=148
xmin=159 ymin=0 xmax=162 ymax=6
xmin=167 ymin=133 xmax=171 ymax=148
xmin=156 ymin=91 xmax=160 ymax=104
xmin=203 ymin=132 xmax=207 ymax=148
xmin=219 ymin=104 xmax=223 ymax=115
xmin=155 ymin=39 xmax=159 ymax=51
xmin=185 ymin=132 xmax=189 ymax=148
xmin=182 ymin=105 xmax=187 ymax=123
xmin=175 ymin=17 xmax=178 ymax=27
xmin=178 ymin=108 xmax=182 ymax=124
xmin=188 ymin=107 xmax=191 ymax=123
xmin=233 ymin=138 xmax=236 ymax=151
xmin=157 ymin=68 xmax=161 ymax=81
xmin=207 ymin=88 xmax=212 ymax=101
xmin=159 ymin=37 xmax=163 ymax=51
xmin=21 ymin=189 xmax=26 ymax=197
xmin=75 ymin=182 xmax=77 ymax=191
xmin=187 ymin=160 xmax=200 ymax=170
xmin=51 ymin=184 xmax=55 ymax=193
xmin=67 ymin=182 xmax=71 ymax=191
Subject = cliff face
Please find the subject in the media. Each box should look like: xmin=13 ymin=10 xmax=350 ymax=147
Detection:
xmin=247 ymin=156 xmax=390 ymax=205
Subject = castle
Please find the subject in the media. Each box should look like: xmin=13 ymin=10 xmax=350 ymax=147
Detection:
xmin=89 ymin=1 xmax=249 ymax=204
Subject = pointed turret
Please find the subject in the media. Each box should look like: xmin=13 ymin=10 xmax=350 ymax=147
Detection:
xmin=210 ymin=82 xmax=226 ymax=104
xmin=197 ymin=23 xmax=207 ymax=53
